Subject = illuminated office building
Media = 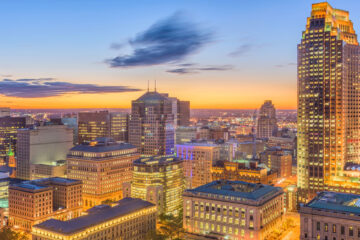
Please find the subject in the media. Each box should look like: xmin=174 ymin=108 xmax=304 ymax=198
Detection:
xmin=0 ymin=116 xmax=28 ymax=162
xmin=256 ymin=100 xmax=277 ymax=139
xmin=109 ymin=112 xmax=128 ymax=142
xmin=183 ymin=180 xmax=284 ymax=240
xmin=129 ymin=90 xmax=175 ymax=155
xmin=67 ymin=138 xmax=139 ymax=209
xmin=260 ymin=148 xmax=292 ymax=178
xmin=16 ymin=125 xmax=73 ymax=180
xmin=77 ymin=111 xmax=110 ymax=144
xmin=126 ymin=156 xmax=184 ymax=216
xmin=176 ymin=142 xmax=220 ymax=189
xmin=297 ymin=2 xmax=360 ymax=202
xmin=9 ymin=177 xmax=82 ymax=232
xmin=32 ymin=198 xmax=156 ymax=240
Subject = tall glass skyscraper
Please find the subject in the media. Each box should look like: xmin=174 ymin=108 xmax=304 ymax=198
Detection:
xmin=297 ymin=2 xmax=360 ymax=202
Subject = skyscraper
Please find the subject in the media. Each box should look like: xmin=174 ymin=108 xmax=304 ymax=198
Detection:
xmin=256 ymin=100 xmax=277 ymax=139
xmin=129 ymin=90 xmax=175 ymax=155
xmin=297 ymin=2 xmax=360 ymax=202
xmin=78 ymin=111 xmax=110 ymax=143
xmin=177 ymin=100 xmax=190 ymax=126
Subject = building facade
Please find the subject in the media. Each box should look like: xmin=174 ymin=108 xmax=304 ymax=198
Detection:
xmin=32 ymin=198 xmax=157 ymax=240
xmin=260 ymin=148 xmax=292 ymax=178
xmin=8 ymin=177 xmax=82 ymax=232
xmin=178 ymin=100 xmax=190 ymax=126
xmin=183 ymin=180 xmax=284 ymax=240
xmin=297 ymin=2 xmax=360 ymax=202
xmin=77 ymin=111 xmax=110 ymax=144
xmin=126 ymin=156 xmax=185 ymax=216
xmin=67 ymin=138 xmax=139 ymax=209
xmin=176 ymin=142 xmax=220 ymax=189
xmin=129 ymin=91 xmax=176 ymax=155
xmin=256 ymin=100 xmax=277 ymax=139
xmin=300 ymin=191 xmax=360 ymax=240
xmin=16 ymin=125 xmax=73 ymax=180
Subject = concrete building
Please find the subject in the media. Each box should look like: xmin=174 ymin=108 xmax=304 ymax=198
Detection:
xmin=176 ymin=142 xmax=220 ymax=189
xmin=125 ymin=155 xmax=184 ymax=216
xmin=16 ymin=125 xmax=73 ymax=180
xmin=257 ymin=100 xmax=277 ymax=139
xmin=297 ymin=2 xmax=360 ymax=202
xmin=300 ymin=191 xmax=360 ymax=240
xmin=129 ymin=91 xmax=176 ymax=155
xmin=260 ymin=148 xmax=292 ymax=178
xmin=32 ymin=198 xmax=157 ymax=240
xmin=212 ymin=161 xmax=277 ymax=185
xmin=67 ymin=138 xmax=139 ymax=209
xmin=8 ymin=177 xmax=82 ymax=232
xmin=183 ymin=180 xmax=284 ymax=240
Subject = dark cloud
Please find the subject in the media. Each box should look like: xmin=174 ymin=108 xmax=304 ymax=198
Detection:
xmin=0 ymin=78 xmax=140 ymax=98
xmin=110 ymin=43 xmax=124 ymax=50
xmin=107 ymin=13 xmax=212 ymax=68
xmin=167 ymin=65 xmax=233 ymax=75
xmin=229 ymin=43 xmax=254 ymax=57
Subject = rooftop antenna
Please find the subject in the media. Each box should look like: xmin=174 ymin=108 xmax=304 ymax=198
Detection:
xmin=154 ymin=79 xmax=157 ymax=92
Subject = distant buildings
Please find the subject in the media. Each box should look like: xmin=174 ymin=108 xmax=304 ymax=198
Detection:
xmin=300 ymin=191 xmax=360 ymax=240
xmin=183 ymin=180 xmax=284 ymax=240
xmin=125 ymin=155 xmax=184 ymax=216
xmin=212 ymin=161 xmax=277 ymax=185
xmin=176 ymin=142 xmax=220 ymax=189
xmin=32 ymin=198 xmax=157 ymax=240
xmin=9 ymin=177 xmax=82 ymax=231
xmin=16 ymin=125 xmax=73 ymax=180
xmin=67 ymin=138 xmax=139 ymax=209
xmin=297 ymin=2 xmax=360 ymax=202
xmin=257 ymin=100 xmax=277 ymax=139
xmin=129 ymin=91 xmax=176 ymax=155
xmin=78 ymin=111 xmax=128 ymax=144
xmin=176 ymin=126 xmax=197 ymax=144
xmin=261 ymin=148 xmax=292 ymax=178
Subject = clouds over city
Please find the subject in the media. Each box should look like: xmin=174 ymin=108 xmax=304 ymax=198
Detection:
xmin=167 ymin=64 xmax=233 ymax=74
xmin=0 ymin=78 xmax=140 ymax=98
xmin=107 ymin=13 xmax=212 ymax=68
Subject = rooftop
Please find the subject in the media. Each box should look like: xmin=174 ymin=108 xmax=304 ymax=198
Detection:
xmin=305 ymin=191 xmax=360 ymax=215
xmin=34 ymin=198 xmax=155 ymax=235
xmin=135 ymin=91 xmax=169 ymax=102
xmin=134 ymin=155 xmax=182 ymax=166
xmin=70 ymin=137 xmax=136 ymax=153
xmin=10 ymin=177 xmax=80 ymax=191
xmin=185 ymin=180 xmax=282 ymax=201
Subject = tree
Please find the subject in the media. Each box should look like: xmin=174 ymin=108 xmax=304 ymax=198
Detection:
xmin=157 ymin=209 xmax=184 ymax=240
xmin=0 ymin=227 xmax=28 ymax=240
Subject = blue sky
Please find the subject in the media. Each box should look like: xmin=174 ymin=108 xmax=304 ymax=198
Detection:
xmin=0 ymin=0 xmax=359 ymax=109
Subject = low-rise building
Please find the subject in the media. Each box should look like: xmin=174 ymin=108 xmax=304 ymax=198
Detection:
xmin=183 ymin=180 xmax=284 ymax=240
xmin=32 ymin=198 xmax=157 ymax=240
xmin=9 ymin=177 xmax=82 ymax=232
xmin=300 ymin=191 xmax=360 ymax=240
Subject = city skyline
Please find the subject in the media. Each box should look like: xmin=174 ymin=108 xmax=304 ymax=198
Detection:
xmin=2 ymin=0 xmax=360 ymax=110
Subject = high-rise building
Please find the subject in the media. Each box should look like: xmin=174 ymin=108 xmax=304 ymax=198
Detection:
xmin=256 ymin=100 xmax=277 ymax=139
xmin=0 ymin=116 xmax=28 ymax=162
xmin=78 ymin=111 xmax=129 ymax=144
xmin=32 ymin=198 xmax=157 ymax=240
xmin=129 ymin=91 xmax=175 ymax=155
xmin=297 ymin=2 xmax=360 ymax=202
xmin=300 ymin=191 xmax=360 ymax=240
xmin=8 ymin=177 xmax=82 ymax=232
xmin=77 ymin=111 xmax=110 ymax=144
xmin=125 ymin=155 xmax=184 ymax=216
xmin=183 ymin=180 xmax=284 ymax=240
xmin=16 ymin=125 xmax=73 ymax=180
xmin=178 ymin=100 xmax=190 ymax=126
xmin=176 ymin=142 xmax=220 ymax=189
xmin=110 ymin=112 xmax=128 ymax=142
xmin=67 ymin=138 xmax=139 ymax=209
